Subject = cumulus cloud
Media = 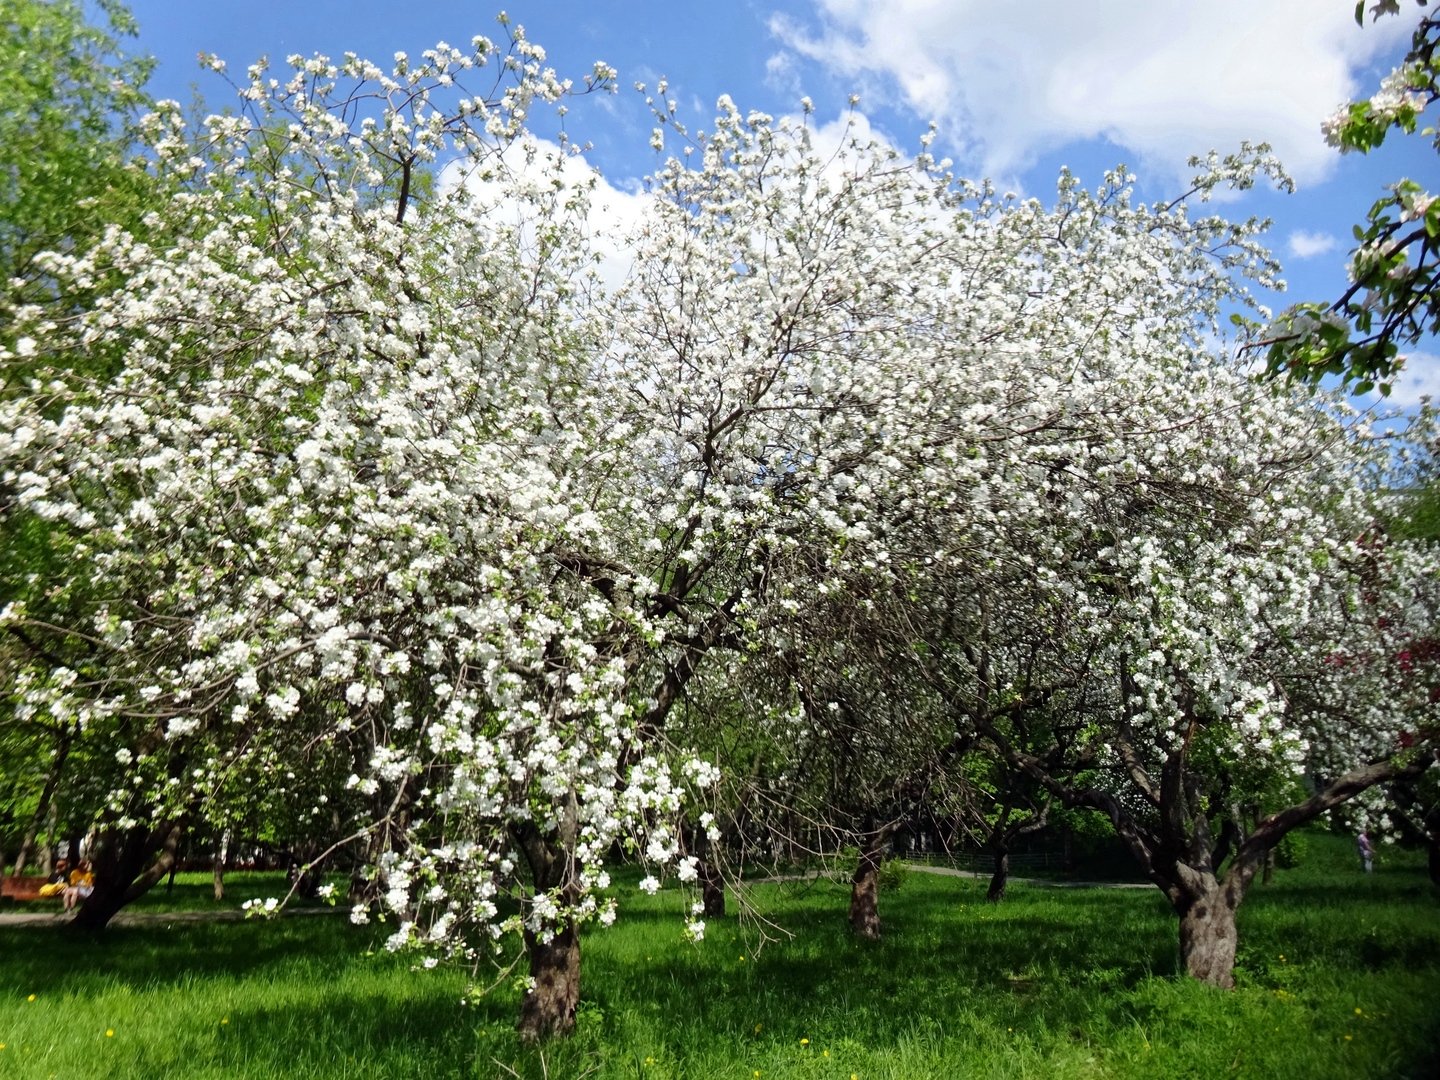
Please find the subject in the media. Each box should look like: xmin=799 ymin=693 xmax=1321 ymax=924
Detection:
xmin=1287 ymin=229 xmax=1342 ymax=259
xmin=440 ymin=138 xmax=650 ymax=294
xmin=1380 ymin=350 xmax=1440 ymax=408
xmin=768 ymin=0 xmax=1412 ymax=186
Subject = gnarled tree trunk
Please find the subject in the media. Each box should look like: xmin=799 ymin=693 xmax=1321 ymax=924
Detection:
xmin=700 ymin=858 xmax=726 ymax=918
xmin=69 ymin=821 xmax=182 ymax=933
xmin=1176 ymin=886 xmax=1241 ymax=987
xmin=985 ymin=848 xmax=1009 ymax=903
xmin=518 ymin=917 xmax=582 ymax=1043
xmin=213 ymin=830 xmax=230 ymax=901
xmin=849 ymin=830 xmax=888 ymax=940
xmin=513 ymin=820 xmax=583 ymax=1043
xmin=686 ymin=823 xmax=726 ymax=918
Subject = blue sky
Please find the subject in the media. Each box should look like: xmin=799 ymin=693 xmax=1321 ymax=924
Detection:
xmin=118 ymin=0 xmax=1437 ymax=404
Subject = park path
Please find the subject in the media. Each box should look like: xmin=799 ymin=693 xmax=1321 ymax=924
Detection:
xmin=0 ymin=907 xmax=342 ymax=928
xmin=754 ymin=862 xmax=1152 ymax=890
xmin=903 ymin=862 xmax=1152 ymax=889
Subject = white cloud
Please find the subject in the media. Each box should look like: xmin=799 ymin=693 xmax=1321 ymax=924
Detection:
xmin=765 ymin=50 xmax=803 ymax=99
xmin=1287 ymin=229 xmax=1342 ymax=259
xmin=1381 ymin=350 xmax=1440 ymax=408
xmin=769 ymin=0 xmax=1412 ymax=186
xmin=439 ymin=138 xmax=651 ymax=295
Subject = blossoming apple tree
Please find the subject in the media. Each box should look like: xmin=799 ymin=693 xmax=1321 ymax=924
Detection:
xmin=4 ymin=17 xmax=1438 ymax=1042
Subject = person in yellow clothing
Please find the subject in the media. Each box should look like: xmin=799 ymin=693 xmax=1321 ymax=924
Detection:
xmin=62 ymin=860 xmax=95 ymax=912
xmin=36 ymin=859 xmax=69 ymax=897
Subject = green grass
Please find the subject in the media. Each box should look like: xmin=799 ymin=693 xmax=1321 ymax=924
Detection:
xmin=0 ymin=834 xmax=1437 ymax=1078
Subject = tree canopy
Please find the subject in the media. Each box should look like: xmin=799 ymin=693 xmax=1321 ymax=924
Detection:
xmin=2 ymin=1 xmax=1437 ymax=1041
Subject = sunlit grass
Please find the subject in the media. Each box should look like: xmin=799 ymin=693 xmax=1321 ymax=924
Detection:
xmin=0 ymin=832 xmax=1436 ymax=1078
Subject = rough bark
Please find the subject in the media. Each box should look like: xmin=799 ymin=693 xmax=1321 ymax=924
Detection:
xmin=685 ymin=823 xmax=726 ymax=918
xmin=69 ymin=821 xmax=181 ymax=933
xmin=517 ymin=919 xmax=582 ymax=1044
xmin=11 ymin=729 xmax=73 ymax=878
xmin=849 ymin=842 xmax=884 ymax=940
xmin=11 ymin=816 xmax=41 ymax=879
xmin=700 ymin=858 xmax=726 ymax=918
xmin=985 ymin=849 xmax=1009 ymax=903
xmin=513 ymin=820 xmax=583 ymax=1042
xmin=1177 ymin=889 xmax=1241 ymax=988
xmin=41 ymin=798 xmax=59 ymax=876
xmin=213 ymin=830 xmax=229 ymax=901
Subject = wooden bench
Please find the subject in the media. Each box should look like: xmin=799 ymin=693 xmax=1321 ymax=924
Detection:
xmin=1 ymin=876 xmax=60 ymax=903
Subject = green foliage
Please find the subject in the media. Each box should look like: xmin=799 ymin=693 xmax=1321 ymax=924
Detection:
xmin=1274 ymin=829 xmax=1308 ymax=869
xmin=876 ymin=856 xmax=909 ymax=892
xmin=0 ymin=0 xmax=155 ymax=314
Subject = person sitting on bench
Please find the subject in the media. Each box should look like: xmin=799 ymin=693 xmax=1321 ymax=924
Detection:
xmin=62 ymin=860 xmax=95 ymax=911
xmin=37 ymin=860 xmax=69 ymax=898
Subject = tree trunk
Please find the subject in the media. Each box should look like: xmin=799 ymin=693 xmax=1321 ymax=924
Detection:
xmin=986 ymin=849 xmax=1009 ymax=903
xmin=685 ymin=823 xmax=726 ymax=918
xmin=1177 ymin=889 xmax=1241 ymax=988
xmin=849 ymin=843 xmax=883 ymax=940
xmin=41 ymin=797 xmax=60 ymax=876
xmin=11 ymin=729 xmax=74 ymax=878
xmin=517 ymin=919 xmax=582 ymax=1043
xmin=511 ymin=817 xmax=583 ymax=1043
xmin=213 ymin=830 xmax=229 ymax=901
xmin=12 ymin=817 xmax=40 ymax=878
xmin=700 ymin=858 xmax=725 ymax=918
xmin=69 ymin=821 xmax=181 ymax=933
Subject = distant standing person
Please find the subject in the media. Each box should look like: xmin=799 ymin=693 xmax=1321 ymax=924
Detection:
xmin=1357 ymin=830 xmax=1374 ymax=873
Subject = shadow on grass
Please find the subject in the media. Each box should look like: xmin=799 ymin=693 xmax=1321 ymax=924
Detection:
xmin=2 ymin=860 xmax=1437 ymax=1078
xmin=580 ymin=877 xmax=1179 ymax=1044
xmin=0 ymin=917 xmax=375 ymax=993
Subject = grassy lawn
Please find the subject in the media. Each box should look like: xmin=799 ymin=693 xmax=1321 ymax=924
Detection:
xmin=0 ymin=833 xmax=1436 ymax=1078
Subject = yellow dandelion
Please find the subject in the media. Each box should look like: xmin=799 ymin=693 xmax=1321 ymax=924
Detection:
xmin=823 ymin=1049 xmax=830 ymax=1057
xmin=753 ymin=1023 xmax=763 ymax=1034
xmin=800 ymin=1037 xmax=809 ymax=1046
xmin=1354 ymin=1008 xmax=1363 ymax=1016
xmin=105 ymin=1030 xmax=114 ymax=1038
xmin=221 ymin=1018 xmax=229 ymax=1025
xmin=644 ymin=1056 xmax=656 ymax=1066
xmin=1344 ymin=1035 xmax=1353 ymax=1042
xmin=26 ymin=994 xmax=35 ymax=1002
